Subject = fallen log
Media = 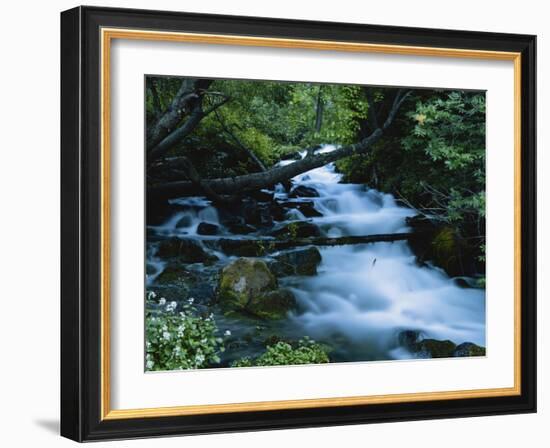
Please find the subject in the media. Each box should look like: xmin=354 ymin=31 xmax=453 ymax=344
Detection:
xmin=209 ymin=232 xmax=416 ymax=257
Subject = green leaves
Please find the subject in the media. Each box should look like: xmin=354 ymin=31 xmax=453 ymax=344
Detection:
xmin=401 ymin=92 xmax=486 ymax=225
xmin=231 ymin=338 xmax=330 ymax=367
xmin=145 ymin=293 xmax=226 ymax=371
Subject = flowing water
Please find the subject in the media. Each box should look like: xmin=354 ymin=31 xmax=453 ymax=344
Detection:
xmin=148 ymin=144 xmax=486 ymax=363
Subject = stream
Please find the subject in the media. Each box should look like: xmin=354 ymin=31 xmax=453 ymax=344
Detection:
xmin=147 ymin=144 xmax=486 ymax=364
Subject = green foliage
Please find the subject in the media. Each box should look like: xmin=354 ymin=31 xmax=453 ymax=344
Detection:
xmin=146 ymin=77 xmax=371 ymax=177
xmin=145 ymin=292 xmax=225 ymax=371
xmin=335 ymin=90 xmax=486 ymax=275
xmin=231 ymin=338 xmax=330 ymax=367
xmin=401 ymin=91 xmax=486 ymax=222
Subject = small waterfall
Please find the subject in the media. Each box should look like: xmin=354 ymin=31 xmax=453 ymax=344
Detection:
xmin=277 ymin=144 xmax=485 ymax=361
xmin=148 ymin=202 xmax=220 ymax=238
xmin=148 ymin=143 xmax=485 ymax=362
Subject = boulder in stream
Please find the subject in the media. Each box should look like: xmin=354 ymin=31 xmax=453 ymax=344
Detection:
xmin=269 ymin=246 xmax=322 ymax=276
xmin=453 ymin=342 xmax=486 ymax=357
xmin=218 ymin=257 xmax=295 ymax=319
xmin=217 ymin=239 xmax=273 ymax=257
xmin=227 ymin=222 xmax=257 ymax=235
xmin=197 ymin=222 xmax=219 ymax=235
xmin=157 ymin=237 xmax=218 ymax=264
xmin=279 ymin=200 xmax=323 ymax=218
xmin=247 ymin=288 xmax=296 ymax=320
xmin=270 ymin=221 xmax=321 ymax=239
xmin=411 ymin=339 xmax=457 ymax=358
xmin=289 ymin=185 xmax=320 ymax=198
xmin=397 ymin=330 xmax=485 ymax=359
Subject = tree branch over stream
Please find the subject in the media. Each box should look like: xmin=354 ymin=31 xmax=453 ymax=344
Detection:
xmin=150 ymin=89 xmax=412 ymax=200
xmin=209 ymin=232 xmax=417 ymax=256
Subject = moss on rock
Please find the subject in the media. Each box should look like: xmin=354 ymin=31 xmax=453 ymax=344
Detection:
xmin=269 ymin=246 xmax=322 ymax=276
xmin=157 ymin=237 xmax=218 ymax=264
xmin=218 ymin=258 xmax=296 ymax=319
xmin=248 ymin=288 xmax=296 ymax=320
xmin=453 ymin=342 xmax=486 ymax=357
xmin=270 ymin=221 xmax=321 ymax=239
xmin=412 ymin=339 xmax=457 ymax=358
xmin=218 ymin=258 xmax=277 ymax=310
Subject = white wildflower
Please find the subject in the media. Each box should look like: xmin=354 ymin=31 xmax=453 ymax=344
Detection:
xmin=224 ymin=330 xmax=231 ymax=337
xmin=159 ymin=297 xmax=166 ymax=306
xmin=162 ymin=331 xmax=171 ymax=341
xmin=188 ymin=297 xmax=195 ymax=304
xmin=166 ymin=301 xmax=177 ymax=312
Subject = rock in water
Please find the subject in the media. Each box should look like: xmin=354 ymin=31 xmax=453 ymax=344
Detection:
xmin=217 ymin=239 xmax=272 ymax=257
xmin=248 ymin=289 xmax=296 ymax=320
xmin=156 ymin=265 xmax=196 ymax=286
xmin=157 ymin=237 xmax=218 ymax=264
xmin=242 ymin=200 xmax=274 ymax=228
xmin=197 ymin=222 xmax=219 ymax=235
xmin=218 ymin=258 xmax=295 ymax=319
xmin=218 ymin=258 xmax=277 ymax=310
xmin=249 ymin=190 xmax=274 ymax=203
xmin=453 ymin=342 xmax=486 ymax=357
xmin=411 ymin=339 xmax=456 ymax=358
xmin=227 ymin=222 xmax=256 ymax=235
xmin=289 ymin=185 xmax=320 ymax=198
xmin=279 ymin=200 xmax=323 ymax=218
xmin=270 ymin=247 xmax=322 ymax=276
xmin=397 ymin=330 xmax=455 ymax=358
xmin=270 ymin=221 xmax=321 ymax=238
xmin=397 ymin=330 xmax=422 ymax=348
xmin=175 ymin=215 xmax=193 ymax=229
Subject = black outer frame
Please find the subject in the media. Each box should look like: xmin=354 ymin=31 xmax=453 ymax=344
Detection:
xmin=60 ymin=5 xmax=536 ymax=442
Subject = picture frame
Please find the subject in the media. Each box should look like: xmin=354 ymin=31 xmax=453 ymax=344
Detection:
xmin=60 ymin=5 xmax=536 ymax=442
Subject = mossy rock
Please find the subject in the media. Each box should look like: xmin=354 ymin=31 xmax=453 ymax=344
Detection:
xmin=218 ymin=258 xmax=296 ymax=319
xmin=227 ymin=222 xmax=257 ymax=235
xmin=270 ymin=221 xmax=321 ymax=239
xmin=156 ymin=265 xmax=196 ymax=286
xmin=289 ymin=185 xmax=320 ymax=198
xmin=197 ymin=222 xmax=219 ymax=235
xmin=412 ymin=339 xmax=457 ymax=358
xmin=431 ymin=227 xmax=461 ymax=274
xmin=218 ymin=258 xmax=277 ymax=310
xmin=408 ymin=222 xmax=472 ymax=277
xmin=270 ymin=246 xmax=322 ymax=276
xmin=453 ymin=342 xmax=486 ymax=357
xmin=218 ymin=238 xmax=276 ymax=257
xmin=248 ymin=288 xmax=296 ymax=320
xmin=157 ymin=237 xmax=218 ymax=264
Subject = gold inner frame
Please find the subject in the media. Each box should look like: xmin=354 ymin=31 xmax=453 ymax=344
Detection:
xmin=100 ymin=27 xmax=522 ymax=420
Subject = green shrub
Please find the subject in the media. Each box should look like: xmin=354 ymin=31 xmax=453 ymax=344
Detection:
xmin=231 ymin=338 xmax=330 ymax=367
xmin=145 ymin=292 xmax=225 ymax=371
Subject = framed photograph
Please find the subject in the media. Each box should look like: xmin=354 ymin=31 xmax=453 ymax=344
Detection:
xmin=60 ymin=6 xmax=536 ymax=442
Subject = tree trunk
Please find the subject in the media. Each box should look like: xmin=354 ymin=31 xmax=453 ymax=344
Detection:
xmin=146 ymin=78 xmax=212 ymax=150
xmin=150 ymin=127 xmax=383 ymax=199
xmin=211 ymin=232 xmax=415 ymax=256
xmin=149 ymin=89 xmax=410 ymax=201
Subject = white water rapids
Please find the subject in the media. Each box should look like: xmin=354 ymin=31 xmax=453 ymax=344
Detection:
xmin=278 ymin=145 xmax=485 ymax=360
xmin=149 ymin=144 xmax=486 ymax=362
